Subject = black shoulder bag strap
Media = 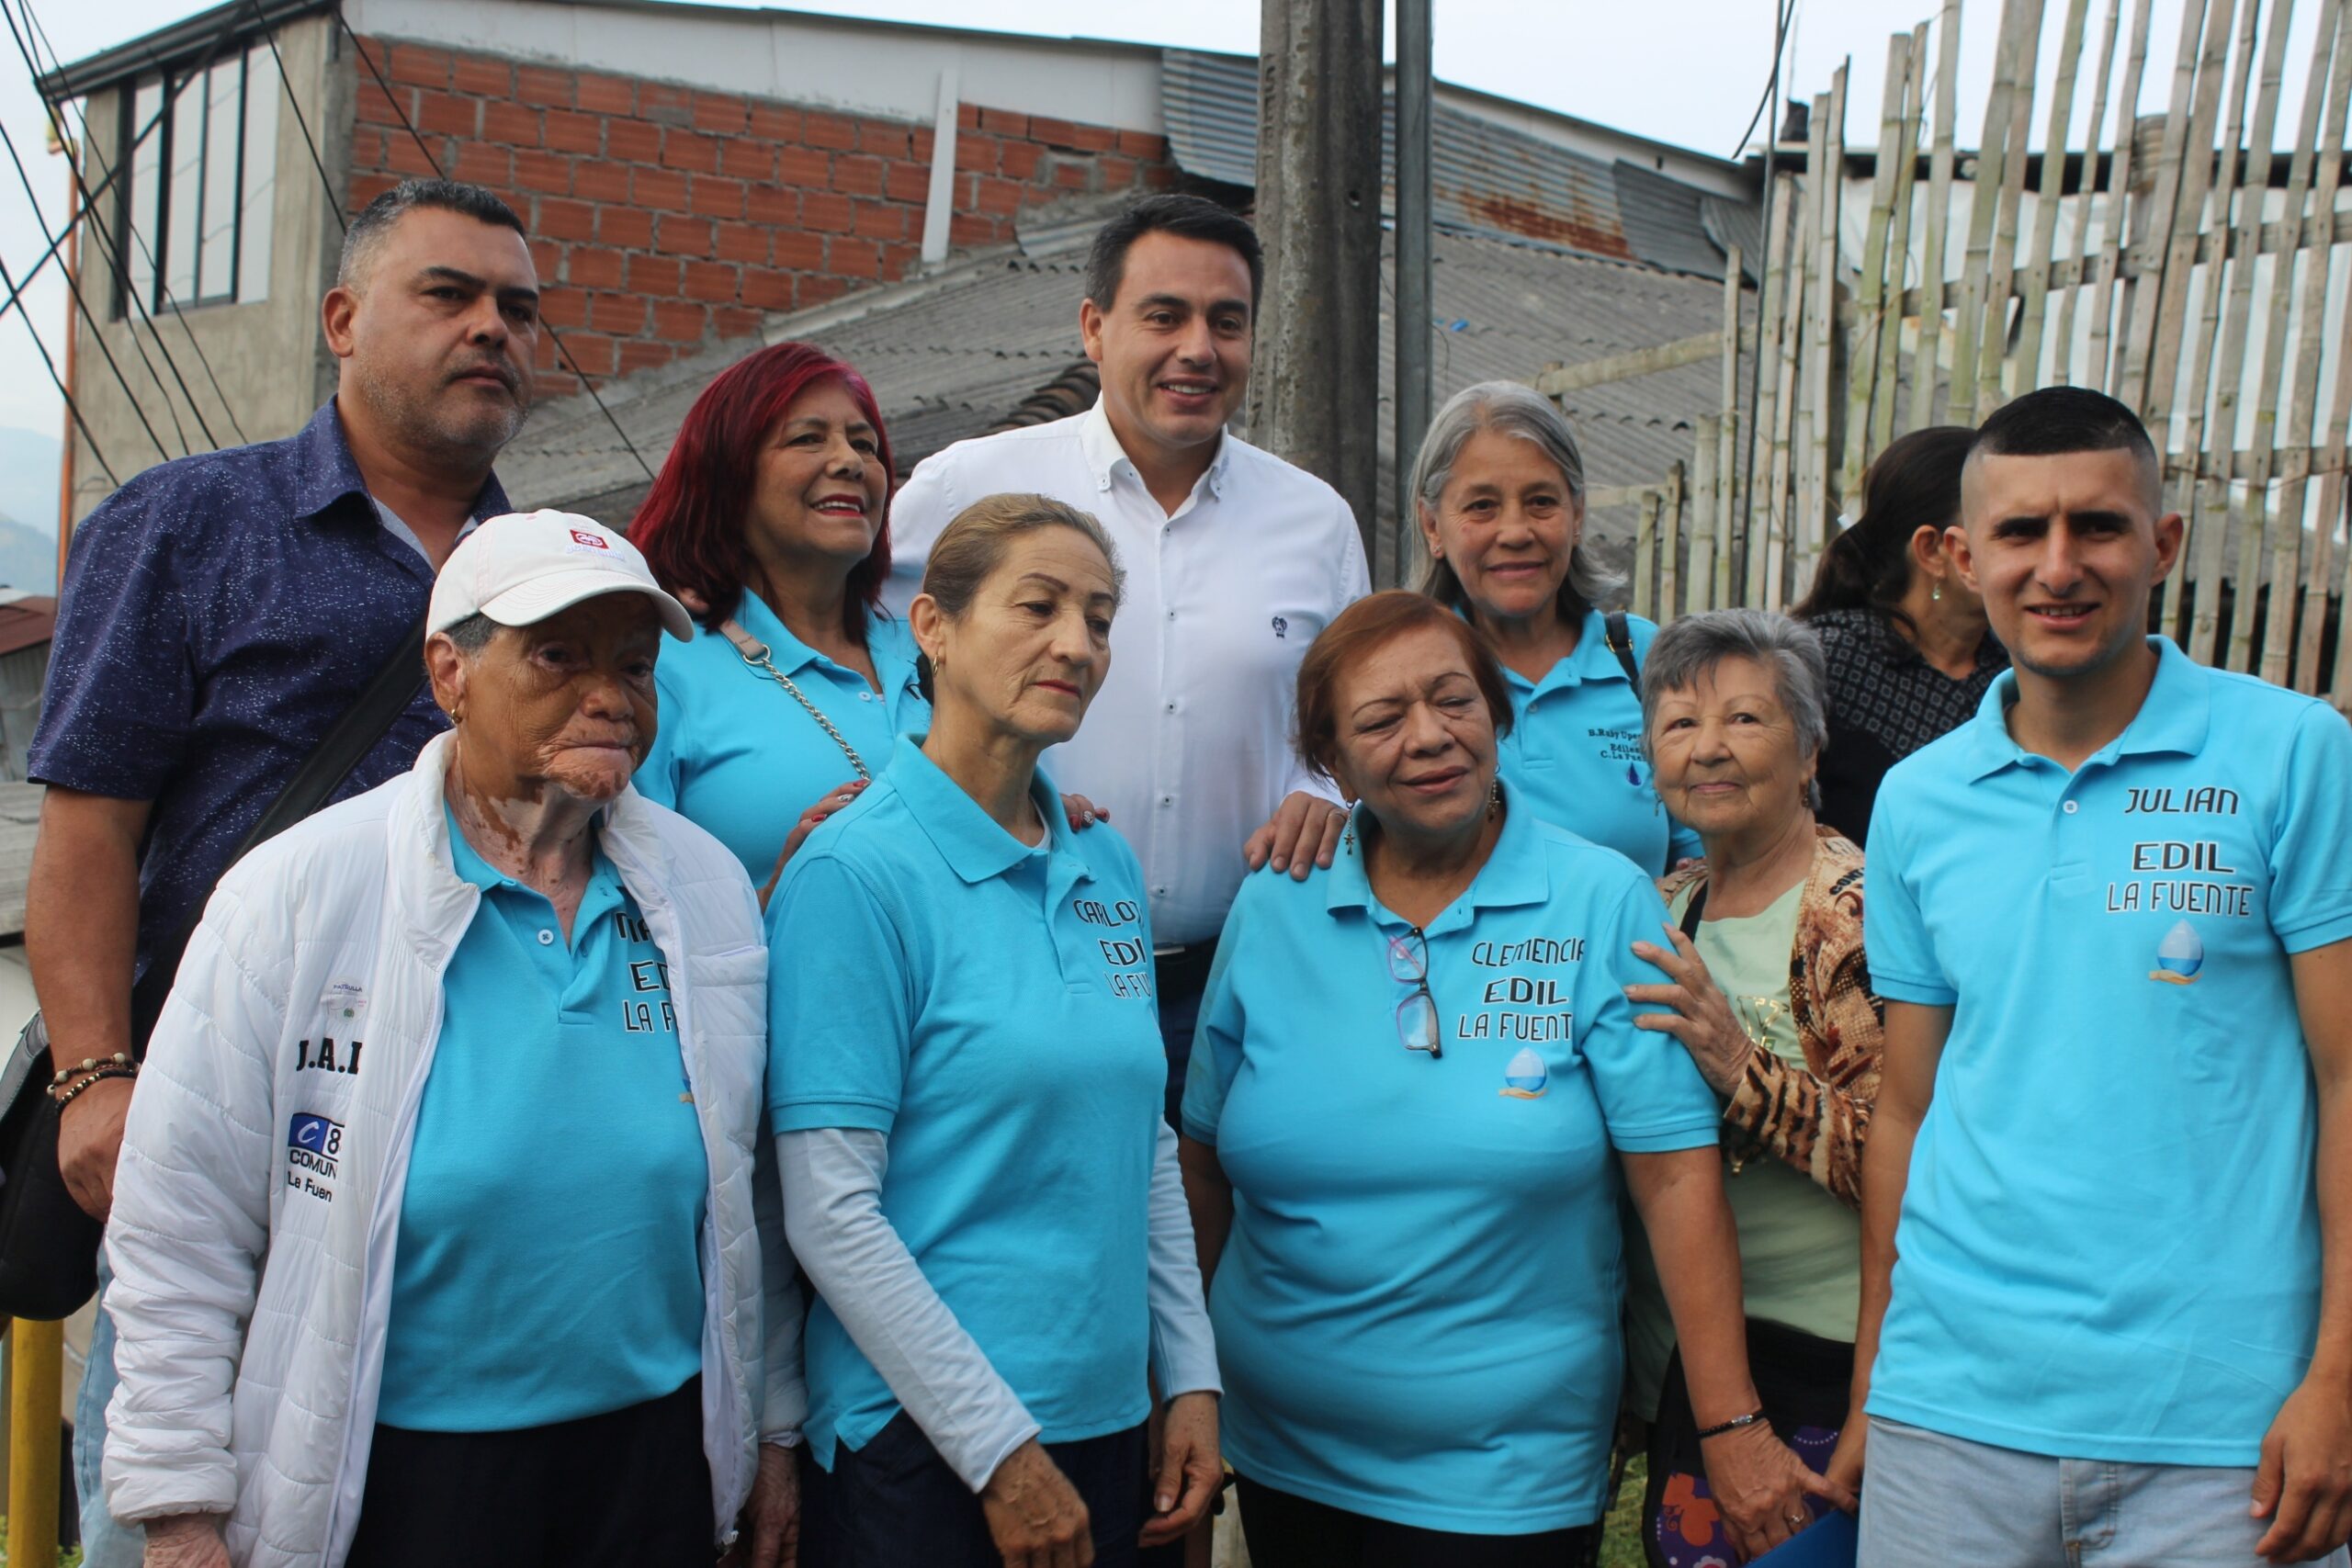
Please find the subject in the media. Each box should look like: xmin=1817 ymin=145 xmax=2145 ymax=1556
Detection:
xmin=1603 ymin=609 xmax=1642 ymax=686
xmin=0 ymin=618 xmax=428 ymax=1319
xmin=125 ymin=617 xmax=431 ymax=1049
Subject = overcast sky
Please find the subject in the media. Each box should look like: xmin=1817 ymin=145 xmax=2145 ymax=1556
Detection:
xmin=0 ymin=0 xmax=2312 ymax=488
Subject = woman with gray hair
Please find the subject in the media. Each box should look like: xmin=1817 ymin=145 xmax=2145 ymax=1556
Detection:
xmin=1615 ymin=608 xmax=1884 ymax=1568
xmin=1410 ymin=380 xmax=1698 ymax=874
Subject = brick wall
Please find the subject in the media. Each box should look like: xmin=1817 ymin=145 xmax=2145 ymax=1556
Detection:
xmin=349 ymin=39 xmax=1177 ymax=396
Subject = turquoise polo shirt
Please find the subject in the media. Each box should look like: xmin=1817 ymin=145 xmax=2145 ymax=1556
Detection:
xmin=1864 ymin=637 xmax=2352 ymax=1465
xmin=767 ymin=736 xmax=1165 ymax=1470
xmin=378 ymin=811 xmax=709 ymax=1431
xmin=637 ymin=594 xmax=927 ymax=884
xmin=1496 ymin=607 xmax=1700 ymax=874
xmin=1181 ymin=793 xmax=1721 ymax=1532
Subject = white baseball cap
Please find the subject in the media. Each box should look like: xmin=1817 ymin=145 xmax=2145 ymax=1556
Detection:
xmin=428 ymin=510 xmax=695 ymax=641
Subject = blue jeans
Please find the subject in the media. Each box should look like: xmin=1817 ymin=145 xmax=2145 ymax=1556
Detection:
xmin=1860 ymin=1416 xmax=2351 ymax=1567
xmin=74 ymin=1257 xmax=145 ymax=1568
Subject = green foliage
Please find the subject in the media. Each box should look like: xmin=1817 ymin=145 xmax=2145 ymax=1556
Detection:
xmin=1600 ymin=1454 xmax=1648 ymax=1568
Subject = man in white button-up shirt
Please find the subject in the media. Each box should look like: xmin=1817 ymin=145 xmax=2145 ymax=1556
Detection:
xmin=888 ymin=194 xmax=1370 ymax=1124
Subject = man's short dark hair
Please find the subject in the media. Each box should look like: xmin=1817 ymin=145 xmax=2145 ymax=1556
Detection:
xmin=1973 ymin=386 xmax=2157 ymax=466
xmin=1084 ymin=194 xmax=1264 ymax=318
xmin=1970 ymin=386 xmax=2163 ymax=510
xmin=337 ymin=178 xmax=526 ymax=288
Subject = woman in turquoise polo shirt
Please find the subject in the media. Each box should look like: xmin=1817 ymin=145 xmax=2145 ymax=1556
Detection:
xmin=1411 ymin=380 xmax=1699 ymax=874
xmin=631 ymin=341 xmax=927 ymax=897
xmin=1180 ymin=591 xmax=1842 ymax=1568
xmin=769 ymin=494 xmax=1222 ymax=1568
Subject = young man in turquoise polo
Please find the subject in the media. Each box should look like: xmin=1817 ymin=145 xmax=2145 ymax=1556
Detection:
xmin=1842 ymin=387 xmax=2352 ymax=1565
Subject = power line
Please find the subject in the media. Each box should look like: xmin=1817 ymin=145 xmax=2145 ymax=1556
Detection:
xmin=250 ymin=0 xmax=342 ymax=234
xmin=0 ymin=254 xmax=114 ymax=486
xmin=1729 ymin=0 xmax=1804 ymax=157
xmin=0 ymin=91 xmax=184 ymax=466
xmin=17 ymin=0 xmax=252 ymax=444
xmin=0 ymin=103 xmax=191 ymax=457
xmin=333 ymin=6 xmax=656 ymax=484
xmin=4 ymin=0 xmax=228 ymax=454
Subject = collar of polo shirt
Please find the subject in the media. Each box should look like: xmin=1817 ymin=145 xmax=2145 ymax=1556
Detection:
xmin=887 ymin=734 xmax=1102 ymax=890
xmin=1963 ymin=636 xmax=2212 ymax=782
xmin=1322 ymin=784 xmax=1550 ymax=929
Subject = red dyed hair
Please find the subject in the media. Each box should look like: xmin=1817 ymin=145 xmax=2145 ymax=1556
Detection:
xmin=628 ymin=341 xmax=897 ymax=638
xmin=1294 ymin=591 xmax=1516 ymax=782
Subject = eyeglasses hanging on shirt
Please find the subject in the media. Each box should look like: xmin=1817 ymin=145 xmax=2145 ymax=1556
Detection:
xmin=1387 ymin=928 xmax=1442 ymax=1059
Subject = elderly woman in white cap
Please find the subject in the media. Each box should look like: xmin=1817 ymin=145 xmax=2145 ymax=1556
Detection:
xmin=100 ymin=511 xmax=803 ymax=1568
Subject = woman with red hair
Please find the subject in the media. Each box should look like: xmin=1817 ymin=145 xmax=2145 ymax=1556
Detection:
xmin=631 ymin=342 xmax=924 ymax=895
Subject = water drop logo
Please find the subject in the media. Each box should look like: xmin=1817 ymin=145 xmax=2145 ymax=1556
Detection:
xmin=1625 ymin=761 xmax=1644 ymax=788
xmin=1498 ymin=1045 xmax=1550 ymax=1100
xmin=2149 ymin=919 xmax=2204 ymax=985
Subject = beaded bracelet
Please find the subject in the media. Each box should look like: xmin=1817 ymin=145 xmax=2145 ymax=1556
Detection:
xmin=50 ymin=1053 xmax=137 ymax=1107
xmin=1695 ymin=1409 xmax=1769 ymax=1441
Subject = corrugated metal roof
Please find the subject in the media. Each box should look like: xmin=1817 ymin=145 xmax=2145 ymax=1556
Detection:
xmin=1160 ymin=50 xmax=1751 ymax=278
xmin=496 ymin=224 xmax=1747 ymax=581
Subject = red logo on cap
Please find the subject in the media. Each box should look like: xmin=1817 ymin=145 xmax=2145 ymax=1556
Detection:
xmin=570 ymin=529 xmax=609 ymax=549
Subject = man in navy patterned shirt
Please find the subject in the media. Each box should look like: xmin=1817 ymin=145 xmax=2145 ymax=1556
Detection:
xmin=25 ymin=177 xmax=537 ymax=1567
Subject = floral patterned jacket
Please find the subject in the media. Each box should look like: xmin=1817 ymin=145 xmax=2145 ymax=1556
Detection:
xmin=1657 ymin=826 xmax=1883 ymax=1208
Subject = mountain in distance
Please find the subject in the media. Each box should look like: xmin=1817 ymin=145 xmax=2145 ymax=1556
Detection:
xmin=0 ymin=513 xmax=55 ymax=594
xmin=0 ymin=427 xmax=62 ymax=539
xmin=0 ymin=427 xmax=63 ymax=594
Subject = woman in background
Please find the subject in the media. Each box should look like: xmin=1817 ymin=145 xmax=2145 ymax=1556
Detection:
xmin=1408 ymin=381 xmax=1699 ymax=874
xmin=630 ymin=341 xmax=924 ymax=897
xmin=1791 ymin=426 xmax=2003 ymax=845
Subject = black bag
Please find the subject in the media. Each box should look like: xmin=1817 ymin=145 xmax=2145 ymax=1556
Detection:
xmin=0 ymin=620 xmax=430 ymax=1320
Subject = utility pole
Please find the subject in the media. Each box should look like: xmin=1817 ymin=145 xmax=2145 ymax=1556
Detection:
xmin=1394 ymin=0 xmax=1433 ymax=588
xmin=1252 ymin=0 xmax=1382 ymax=567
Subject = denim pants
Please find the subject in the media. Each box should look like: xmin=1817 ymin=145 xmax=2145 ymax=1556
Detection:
xmin=1860 ymin=1416 xmax=2351 ymax=1567
xmin=74 ymin=1256 xmax=145 ymax=1568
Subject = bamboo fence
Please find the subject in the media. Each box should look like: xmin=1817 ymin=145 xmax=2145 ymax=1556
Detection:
xmin=1541 ymin=0 xmax=2352 ymax=706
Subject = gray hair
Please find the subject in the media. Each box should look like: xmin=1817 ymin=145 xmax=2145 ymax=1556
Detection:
xmin=435 ymin=612 xmax=503 ymax=656
xmin=338 ymin=178 xmax=526 ymax=290
xmin=1411 ymin=380 xmax=1624 ymax=617
xmin=1640 ymin=608 xmax=1830 ymax=810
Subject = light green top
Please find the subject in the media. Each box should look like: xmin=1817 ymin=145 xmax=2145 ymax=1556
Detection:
xmin=1623 ymin=875 xmax=1862 ymax=1419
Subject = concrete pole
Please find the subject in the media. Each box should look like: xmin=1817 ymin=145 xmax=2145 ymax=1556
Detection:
xmin=1394 ymin=0 xmax=1433 ymax=590
xmin=1252 ymin=0 xmax=1382 ymax=566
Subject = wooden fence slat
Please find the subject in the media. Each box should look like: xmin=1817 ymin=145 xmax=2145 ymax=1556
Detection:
xmin=1747 ymin=176 xmax=1796 ymax=604
xmin=1762 ymin=172 xmax=1813 ymax=610
xmin=1801 ymin=71 xmax=1846 ymax=593
xmin=1660 ymin=459 xmax=1686 ymax=622
xmin=1949 ymin=0 xmax=2032 ymax=423
xmin=1977 ymin=0 xmax=2051 ymax=416
xmin=2144 ymin=0 xmax=2244 ymax=442
xmin=2119 ymin=0 xmax=2218 ymax=409
xmin=1689 ymin=420 xmax=1719 ymax=623
xmin=1716 ymin=248 xmax=1743 ymax=611
xmin=1845 ymin=30 xmax=1912 ymax=513
xmin=2054 ymin=0 xmax=2125 ymax=384
xmin=1634 ymin=490 xmax=1659 ymax=619
xmin=2214 ymin=2 xmax=2298 ymax=679
xmin=2181 ymin=0 xmax=2266 ymax=665
xmin=1873 ymin=23 xmax=1930 ymax=454
xmin=2291 ymin=0 xmax=2352 ymax=688
xmin=1910 ymin=0 xmax=1966 ymax=430
xmin=2093 ymin=0 xmax=2158 ymax=392
xmin=2017 ymin=0 xmax=2097 ymax=389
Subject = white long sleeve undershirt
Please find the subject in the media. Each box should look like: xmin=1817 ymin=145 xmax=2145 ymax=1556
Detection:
xmin=778 ymin=1121 xmax=1220 ymax=1493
